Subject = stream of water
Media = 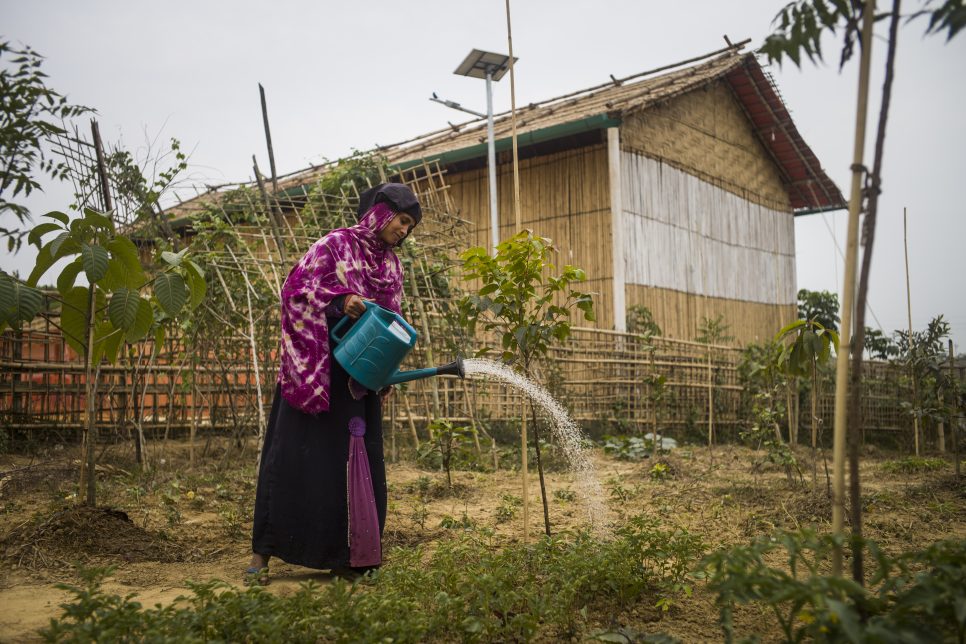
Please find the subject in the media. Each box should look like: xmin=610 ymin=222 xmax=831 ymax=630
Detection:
xmin=463 ymin=358 xmax=606 ymax=530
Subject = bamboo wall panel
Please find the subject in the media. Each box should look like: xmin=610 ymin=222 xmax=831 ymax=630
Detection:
xmin=446 ymin=144 xmax=614 ymax=327
xmin=620 ymin=81 xmax=791 ymax=212
xmin=625 ymin=283 xmax=796 ymax=345
xmin=621 ymin=152 xmax=796 ymax=307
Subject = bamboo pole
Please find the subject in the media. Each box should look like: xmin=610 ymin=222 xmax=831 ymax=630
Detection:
xmin=230 ymin=251 xmax=267 ymax=466
xmin=831 ymin=4 xmax=875 ymax=577
xmin=950 ymin=339 xmax=960 ymax=477
xmin=903 ymin=207 xmax=919 ymax=456
xmin=402 ymin=392 xmax=420 ymax=450
xmin=505 ymin=0 xmax=528 ymax=543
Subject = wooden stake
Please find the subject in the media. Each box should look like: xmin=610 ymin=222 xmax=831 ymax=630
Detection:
xmin=950 ymin=339 xmax=960 ymax=477
xmin=707 ymin=347 xmax=714 ymax=449
xmin=831 ymin=4 xmax=875 ymax=577
xmin=903 ymin=207 xmax=920 ymax=456
xmin=258 ymin=83 xmax=279 ymax=194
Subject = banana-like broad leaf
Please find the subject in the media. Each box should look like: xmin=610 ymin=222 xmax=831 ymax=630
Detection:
xmin=81 ymin=244 xmax=109 ymax=283
xmin=108 ymin=288 xmax=141 ymax=330
xmin=125 ymin=298 xmax=154 ymax=343
xmin=154 ymin=272 xmax=187 ymax=317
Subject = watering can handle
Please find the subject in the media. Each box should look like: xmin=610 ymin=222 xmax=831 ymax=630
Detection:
xmin=330 ymin=299 xmax=376 ymax=344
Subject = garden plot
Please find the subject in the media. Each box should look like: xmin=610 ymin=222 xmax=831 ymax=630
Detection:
xmin=1 ymin=437 xmax=963 ymax=642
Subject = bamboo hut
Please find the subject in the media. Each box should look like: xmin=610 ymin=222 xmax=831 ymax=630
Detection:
xmin=270 ymin=43 xmax=845 ymax=345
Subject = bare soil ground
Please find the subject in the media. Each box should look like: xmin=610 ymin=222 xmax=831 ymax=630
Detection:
xmin=1 ymin=437 xmax=964 ymax=642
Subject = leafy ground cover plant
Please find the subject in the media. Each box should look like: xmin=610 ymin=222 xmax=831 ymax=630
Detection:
xmin=703 ymin=528 xmax=966 ymax=643
xmin=42 ymin=514 xmax=704 ymax=643
xmin=602 ymin=434 xmax=653 ymax=461
xmin=879 ymin=456 xmax=947 ymax=475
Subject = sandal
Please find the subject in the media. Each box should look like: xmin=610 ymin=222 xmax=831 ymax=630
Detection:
xmin=243 ymin=566 xmax=270 ymax=586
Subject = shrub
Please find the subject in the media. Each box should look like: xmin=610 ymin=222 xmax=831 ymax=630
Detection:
xmin=702 ymin=529 xmax=966 ymax=643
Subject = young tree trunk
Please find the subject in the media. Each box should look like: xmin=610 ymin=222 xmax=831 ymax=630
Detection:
xmin=83 ymin=286 xmax=97 ymax=506
xmin=812 ymin=363 xmax=820 ymax=489
xmin=530 ymin=403 xmax=552 ymax=536
xmin=846 ymin=0 xmax=902 ymax=586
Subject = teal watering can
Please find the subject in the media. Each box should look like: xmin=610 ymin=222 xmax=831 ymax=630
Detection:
xmin=330 ymin=301 xmax=464 ymax=391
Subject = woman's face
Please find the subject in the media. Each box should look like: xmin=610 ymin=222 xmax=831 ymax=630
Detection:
xmin=378 ymin=212 xmax=416 ymax=246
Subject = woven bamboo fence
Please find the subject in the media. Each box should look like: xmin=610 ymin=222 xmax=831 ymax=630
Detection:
xmin=3 ymin=313 xmax=955 ymax=451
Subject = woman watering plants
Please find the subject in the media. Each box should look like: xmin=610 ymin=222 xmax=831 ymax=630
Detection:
xmin=247 ymin=183 xmax=421 ymax=584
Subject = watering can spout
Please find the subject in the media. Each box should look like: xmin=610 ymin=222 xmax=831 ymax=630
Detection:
xmin=384 ymin=356 xmax=465 ymax=387
xmin=436 ymin=356 xmax=465 ymax=379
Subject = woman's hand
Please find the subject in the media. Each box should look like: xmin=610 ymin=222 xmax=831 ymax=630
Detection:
xmin=344 ymin=294 xmax=368 ymax=319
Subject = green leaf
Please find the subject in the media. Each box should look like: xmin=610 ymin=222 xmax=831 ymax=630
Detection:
xmin=154 ymin=272 xmax=187 ymax=317
xmin=81 ymin=244 xmax=109 ymax=283
xmin=61 ymin=286 xmax=91 ymax=356
xmin=27 ymin=244 xmax=55 ymax=287
xmin=108 ymin=288 xmax=140 ymax=330
xmin=0 ymin=274 xmax=45 ymax=326
xmin=28 ymin=222 xmax=61 ymax=249
xmin=49 ymin=231 xmax=71 ymax=257
xmin=825 ymin=598 xmax=861 ymax=643
xmin=42 ymin=211 xmax=70 ymax=225
xmin=57 ymin=259 xmax=84 ymax=296
xmin=776 ymin=319 xmax=806 ymax=339
xmin=105 ymin=236 xmax=145 ymax=289
xmin=91 ymin=319 xmax=123 ymax=365
xmin=152 ymin=324 xmax=166 ymax=357
xmin=186 ymin=259 xmax=205 ymax=280
xmin=161 ymin=248 xmax=188 ymax=267
xmin=182 ymin=262 xmax=206 ymax=310
xmin=82 ymin=207 xmax=114 ymax=230
xmin=125 ymin=298 xmax=154 ymax=343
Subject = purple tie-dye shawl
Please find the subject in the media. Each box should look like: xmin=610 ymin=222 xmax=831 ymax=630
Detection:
xmin=278 ymin=203 xmax=404 ymax=414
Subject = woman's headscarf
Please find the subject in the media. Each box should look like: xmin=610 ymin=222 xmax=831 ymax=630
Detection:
xmin=277 ymin=202 xmax=406 ymax=414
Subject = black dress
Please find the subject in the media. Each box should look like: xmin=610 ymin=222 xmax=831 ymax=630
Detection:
xmin=251 ymin=321 xmax=386 ymax=570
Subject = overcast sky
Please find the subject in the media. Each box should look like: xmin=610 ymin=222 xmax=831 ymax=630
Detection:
xmin=2 ymin=0 xmax=963 ymax=350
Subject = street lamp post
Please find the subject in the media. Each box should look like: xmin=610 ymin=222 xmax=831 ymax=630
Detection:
xmin=453 ymin=49 xmax=515 ymax=254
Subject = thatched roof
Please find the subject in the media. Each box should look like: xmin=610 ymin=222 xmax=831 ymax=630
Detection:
xmin=164 ymin=42 xmax=844 ymax=224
